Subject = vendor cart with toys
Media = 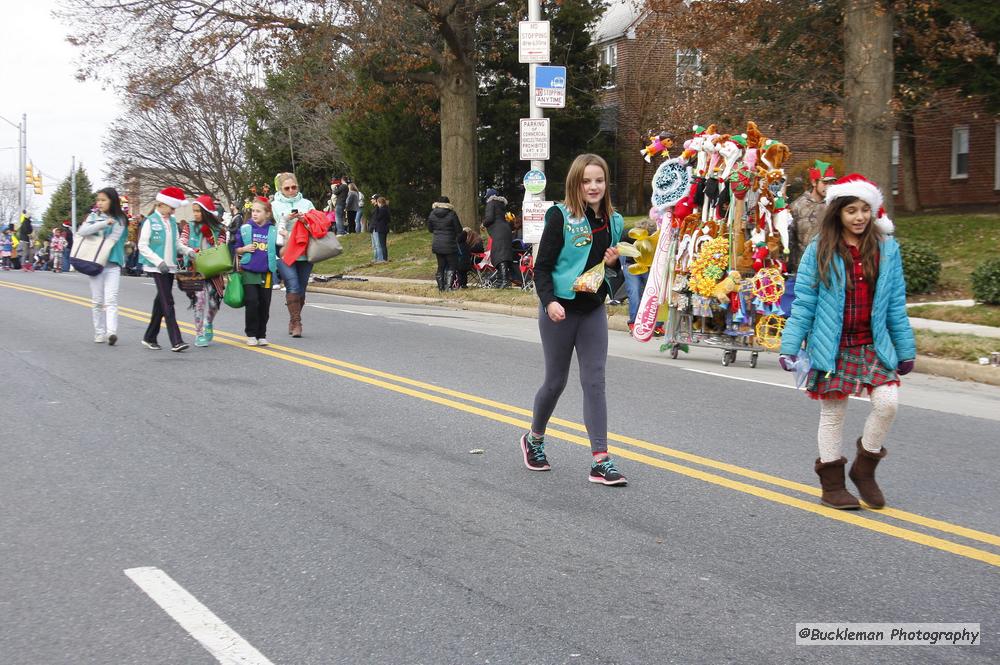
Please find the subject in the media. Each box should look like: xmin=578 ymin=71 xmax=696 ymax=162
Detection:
xmin=632 ymin=122 xmax=797 ymax=368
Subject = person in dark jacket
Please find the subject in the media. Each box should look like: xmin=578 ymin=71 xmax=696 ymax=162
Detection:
xmin=371 ymin=196 xmax=390 ymax=262
xmin=332 ymin=177 xmax=349 ymax=235
xmin=426 ymin=196 xmax=463 ymax=291
xmin=455 ymin=227 xmax=483 ymax=288
xmin=483 ymin=187 xmax=513 ymax=287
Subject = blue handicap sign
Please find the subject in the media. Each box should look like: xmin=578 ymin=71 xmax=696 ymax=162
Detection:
xmin=535 ymin=66 xmax=566 ymax=90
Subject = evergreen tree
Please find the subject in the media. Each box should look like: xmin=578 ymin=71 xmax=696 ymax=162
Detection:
xmin=477 ymin=0 xmax=610 ymax=209
xmin=40 ymin=167 xmax=94 ymax=241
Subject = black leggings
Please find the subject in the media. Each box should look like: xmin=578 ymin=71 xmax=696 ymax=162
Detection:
xmin=144 ymin=272 xmax=183 ymax=347
xmin=435 ymin=252 xmax=458 ymax=273
xmin=530 ymin=304 xmax=609 ymax=454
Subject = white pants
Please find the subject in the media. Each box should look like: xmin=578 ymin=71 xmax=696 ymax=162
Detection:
xmin=89 ymin=263 xmax=121 ymax=336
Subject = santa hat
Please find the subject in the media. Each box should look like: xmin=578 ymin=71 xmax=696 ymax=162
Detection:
xmin=824 ymin=173 xmax=894 ymax=235
xmin=155 ymin=187 xmax=186 ymax=209
xmin=193 ymin=194 xmax=217 ymax=216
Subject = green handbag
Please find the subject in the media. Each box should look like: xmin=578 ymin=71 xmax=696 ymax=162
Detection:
xmin=194 ymin=244 xmax=233 ymax=277
xmin=223 ymin=271 xmax=245 ymax=308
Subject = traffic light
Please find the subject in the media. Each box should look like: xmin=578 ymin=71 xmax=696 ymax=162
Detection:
xmin=33 ymin=174 xmax=42 ymax=195
xmin=25 ymin=163 xmax=34 ymax=184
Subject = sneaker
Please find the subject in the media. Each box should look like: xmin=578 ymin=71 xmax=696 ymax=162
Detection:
xmin=141 ymin=340 xmax=162 ymax=350
xmin=653 ymin=324 xmax=665 ymax=338
xmin=171 ymin=343 xmax=189 ymax=352
xmin=204 ymin=324 xmax=213 ymax=341
xmin=94 ymin=334 xmax=106 ymax=343
xmin=256 ymin=338 xmax=269 ymax=347
xmin=520 ymin=433 xmax=551 ymax=471
xmin=107 ymin=334 xmax=117 ymax=346
xmin=195 ymin=334 xmax=209 ymax=347
xmin=246 ymin=337 xmax=258 ymax=346
xmin=627 ymin=322 xmax=635 ymax=336
xmin=590 ymin=457 xmax=627 ymax=486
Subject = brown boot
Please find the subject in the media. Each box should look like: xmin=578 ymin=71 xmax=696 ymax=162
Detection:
xmin=285 ymin=293 xmax=303 ymax=337
xmin=815 ymin=457 xmax=861 ymax=510
xmin=849 ymin=438 xmax=887 ymax=509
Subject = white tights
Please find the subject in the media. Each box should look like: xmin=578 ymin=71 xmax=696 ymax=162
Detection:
xmin=817 ymin=384 xmax=898 ymax=462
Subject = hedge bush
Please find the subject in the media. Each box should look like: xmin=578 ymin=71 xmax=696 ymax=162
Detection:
xmin=971 ymin=257 xmax=1000 ymax=305
xmin=898 ymin=239 xmax=941 ymax=295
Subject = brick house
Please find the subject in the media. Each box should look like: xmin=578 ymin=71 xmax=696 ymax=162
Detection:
xmin=594 ymin=2 xmax=1000 ymax=214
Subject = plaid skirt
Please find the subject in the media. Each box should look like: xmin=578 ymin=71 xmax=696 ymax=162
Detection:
xmin=806 ymin=344 xmax=899 ymax=400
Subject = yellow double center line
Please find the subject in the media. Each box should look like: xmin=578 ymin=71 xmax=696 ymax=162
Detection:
xmin=4 ymin=278 xmax=1000 ymax=568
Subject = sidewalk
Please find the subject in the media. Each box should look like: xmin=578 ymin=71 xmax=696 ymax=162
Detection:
xmin=308 ymin=277 xmax=1000 ymax=386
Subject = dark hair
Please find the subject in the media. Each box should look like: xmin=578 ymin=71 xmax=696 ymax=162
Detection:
xmin=814 ymin=196 xmax=879 ymax=289
xmin=436 ymin=196 xmax=450 ymax=204
xmin=97 ymin=187 xmax=126 ymax=223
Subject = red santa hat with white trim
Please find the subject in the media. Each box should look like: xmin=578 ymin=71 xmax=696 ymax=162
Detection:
xmin=155 ymin=186 xmax=186 ymax=209
xmin=823 ymin=173 xmax=894 ymax=235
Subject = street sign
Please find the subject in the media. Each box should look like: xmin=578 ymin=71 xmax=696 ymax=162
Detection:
xmin=534 ymin=65 xmax=566 ymax=109
xmin=519 ymin=21 xmax=550 ymax=63
xmin=523 ymin=169 xmax=547 ymax=195
xmin=519 ymin=118 xmax=550 ymax=161
xmin=522 ymin=200 xmax=552 ymax=244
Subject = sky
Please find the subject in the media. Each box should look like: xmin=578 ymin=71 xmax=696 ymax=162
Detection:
xmin=0 ymin=0 xmax=122 ymax=218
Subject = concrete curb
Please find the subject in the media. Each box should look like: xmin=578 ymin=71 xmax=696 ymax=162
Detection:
xmin=308 ymin=285 xmax=1000 ymax=386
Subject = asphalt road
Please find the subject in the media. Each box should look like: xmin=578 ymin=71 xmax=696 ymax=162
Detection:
xmin=1 ymin=270 xmax=997 ymax=665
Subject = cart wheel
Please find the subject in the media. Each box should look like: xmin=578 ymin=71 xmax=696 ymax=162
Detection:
xmin=750 ymin=352 xmax=759 ymax=368
xmin=721 ymin=350 xmax=731 ymax=367
xmin=670 ymin=345 xmax=679 ymax=359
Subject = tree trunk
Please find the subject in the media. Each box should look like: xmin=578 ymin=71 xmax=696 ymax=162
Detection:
xmin=439 ymin=60 xmax=480 ymax=233
xmin=843 ymin=0 xmax=894 ymax=215
xmin=897 ymin=112 xmax=920 ymax=212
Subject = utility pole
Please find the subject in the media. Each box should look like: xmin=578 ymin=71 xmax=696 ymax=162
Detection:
xmin=71 ymin=156 xmax=77 ymax=233
xmin=527 ymin=0 xmax=544 ymax=197
xmin=0 ymin=113 xmax=25 ymax=214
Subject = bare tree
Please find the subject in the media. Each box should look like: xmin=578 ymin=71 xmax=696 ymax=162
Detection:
xmin=60 ymin=0 xmax=508 ymax=234
xmin=104 ymin=72 xmax=250 ymax=205
xmin=0 ymin=175 xmax=21 ymax=228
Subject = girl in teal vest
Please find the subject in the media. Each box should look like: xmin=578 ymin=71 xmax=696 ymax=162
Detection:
xmin=139 ymin=186 xmax=194 ymax=352
xmin=236 ymin=197 xmax=278 ymax=346
xmin=521 ymin=154 xmax=627 ymax=486
xmin=180 ymin=194 xmax=229 ymax=347
xmin=779 ymin=174 xmax=916 ymax=510
xmin=77 ymin=187 xmax=129 ymax=345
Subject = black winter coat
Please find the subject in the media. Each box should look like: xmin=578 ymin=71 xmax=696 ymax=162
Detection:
xmin=371 ymin=205 xmax=391 ymax=234
xmin=483 ymin=196 xmax=512 ymax=264
xmin=426 ymin=203 xmax=462 ymax=255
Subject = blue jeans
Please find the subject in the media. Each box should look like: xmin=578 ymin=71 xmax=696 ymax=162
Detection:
xmin=276 ymin=260 xmax=313 ymax=295
xmin=334 ymin=206 xmax=346 ymax=235
xmin=621 ymin=257 xmax=662 ymax=325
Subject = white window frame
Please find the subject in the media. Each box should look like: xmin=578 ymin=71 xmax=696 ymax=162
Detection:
xmin=598 ymin=43 xmax=617 ymax=89
xmin=951 ymin=125 xmax=969 ymax=180
xmin=891 ymin=131 xmax=900 ymax=195
xmin=675 ymin=49 xmax=702 ymax=88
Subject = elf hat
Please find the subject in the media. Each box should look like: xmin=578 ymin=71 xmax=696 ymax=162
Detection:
xmin=825 ymin=173 xmax=894 ymax=235
xmin=193 ymin=194 xmax=217 ymax=216
xmin=156 ymin=187 xmax=186 ymax=209
xmin=809 ymin=159 xmax=837 ymax=182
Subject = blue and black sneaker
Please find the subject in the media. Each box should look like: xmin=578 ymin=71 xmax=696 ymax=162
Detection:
xmin=590 ymin=456 xmax=627 ymax=486
xmin=520 ymin=433 xmax=551 ymax=471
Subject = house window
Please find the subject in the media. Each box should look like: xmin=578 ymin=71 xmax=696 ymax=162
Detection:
xmin=675 ymin=49 xmax=702 ymax=88
xmin=951 ymin=126 xmax=969 ymax=179
xmin=599 ymin=43 xmax=617 ymax=88
xmin=891 ymin=132 xmax=900 ymax=194
xmin=995 ymin=123 xmax=999 ymax=190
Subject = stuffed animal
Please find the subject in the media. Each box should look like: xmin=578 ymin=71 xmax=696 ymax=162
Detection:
xmin=640 ymin=133 xmax=674 ymax=163
xmin=772 ymin=196 xmax=792 ymax=255
xmin=712 ymin=270 xmax=742 ymax=303
xmin=760 ymin=140 xmax=791 ymax=170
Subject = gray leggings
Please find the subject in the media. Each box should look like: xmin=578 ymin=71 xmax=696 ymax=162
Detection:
xmin=531 ymin=304 xmax=609 ymax=454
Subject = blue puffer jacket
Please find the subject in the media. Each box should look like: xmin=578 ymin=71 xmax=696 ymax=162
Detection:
xmin=779 ymin=237 xmax=916 ymax=372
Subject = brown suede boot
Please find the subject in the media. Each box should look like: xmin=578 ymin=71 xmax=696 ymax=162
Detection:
xmin=289 ymin=293 xmax=303 ymax=337
xmin=849 ymin=438 xmax=887 ymax=509
xmin=815 ymin=457 xmax=861 ymax=510
xmin=286 ymin=294 xmax=296 ymax=335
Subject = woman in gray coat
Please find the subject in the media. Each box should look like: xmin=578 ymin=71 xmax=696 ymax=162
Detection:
xmin=483 ymin=187 xmax=513 ymax=287
xmin=426 ymin=196 xmax=463 ymax=291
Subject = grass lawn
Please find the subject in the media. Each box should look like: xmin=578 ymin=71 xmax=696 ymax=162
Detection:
xmin=907 ymin=304 xmax=1000 ymax=328
xmin=894 ymin=212 xmax=1000 ymax=300
xmin=914 ymin=329 xmax=1000 ymax=363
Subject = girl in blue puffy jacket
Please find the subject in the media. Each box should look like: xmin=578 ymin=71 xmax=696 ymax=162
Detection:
xmin=779 ymin=174 xmax=915 ymax=511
